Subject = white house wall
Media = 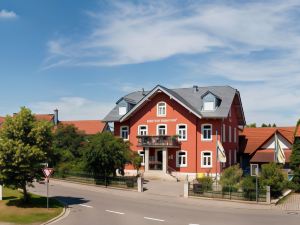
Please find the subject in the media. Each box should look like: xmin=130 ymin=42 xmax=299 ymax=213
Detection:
xmin=261 ymin=133 xmax=291 ymax=149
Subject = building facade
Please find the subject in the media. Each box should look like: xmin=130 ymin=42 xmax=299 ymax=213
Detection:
xmin=239 ymin=127 xmax=300 ymax=176
xmin=104 ymin=85 xmax=245 ymax=179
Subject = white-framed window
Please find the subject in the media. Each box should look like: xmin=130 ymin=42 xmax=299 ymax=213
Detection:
xmin=234 ymin=127 xmax=237 ymax=143
xmin=176 ymin=150 xmax=187 ymax=167
xmin=229 ymin=126 xmax=232 ymax=142
xmin=157 ymin=101 xmax=166 ymax=117
xmin=201 ymin=124 xmax=212 ymax=141
xmin=223 ymin=124 xmax=226 ymax=142
xmin=120 ymin=126 xmax=129 ymax=140
xmin=119 ymin=106 xmax=127 ymax=116
xmin=201 ymin=151 xmax=212 ymax=168
xmin=138 ymin=125 xmax=148 ymax=136
xmin=138 ymin=150 xmax=145 ymax=166
xmin=176 ymin=124 xmax=187 ymax=141
xmin=250 ymin=164 xmax=259 ymax=176
xmin=157 ymin=124 xmax=167 ymax=135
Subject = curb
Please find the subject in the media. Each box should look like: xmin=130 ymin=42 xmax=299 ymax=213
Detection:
xmin=52 ymin=178 xmax=138 ymax=193
xmin=40 ymin=200 xmax=70 ymax=225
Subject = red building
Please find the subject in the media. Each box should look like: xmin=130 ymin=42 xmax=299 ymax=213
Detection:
xmin=104 ymin=85 xmax=245 ymax=180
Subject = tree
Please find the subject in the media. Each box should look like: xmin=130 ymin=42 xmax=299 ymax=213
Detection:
xmin=272 ymin=123 xmax=277 ymax=127
xmin=220 ymin=164 xmax=243 ymax=191
xmin=0 ymin=107 xmax=52 ymax=202
xmin=290 ymin=119 xmax=300 ymax=192
xmin=246 ymin=123 xmax=256 ymax=128
xmin=84 ymin=132 xmax=131 ymax=177
xmin=261 ymin=123 xmax=268 ymax=127
xmin=52 ymin=124 xmax=86 ymax=173
xmin=131 ymin=151 xmax=142 ymax=175
xmin=260 ymin=163 xmax=286 ymax=197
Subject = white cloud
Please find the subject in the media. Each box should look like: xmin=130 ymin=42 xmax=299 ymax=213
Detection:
xmin=30 ymin=97 xmax=114 ymax=120
xmin=0 ymin=9 xmax=17 ymax=19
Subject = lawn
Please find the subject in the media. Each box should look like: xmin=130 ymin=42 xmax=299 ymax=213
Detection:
xmin=0 ymin=187 xmax=63 ymax=225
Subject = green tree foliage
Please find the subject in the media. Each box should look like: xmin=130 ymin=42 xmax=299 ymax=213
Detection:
xmin=52 ymin=124 xmax=86 ymax=173
xmin=260 ymin=163 xmax=286 ymax=197
xmin=290 ymin=119 xmax=300 ymax=192
xmin=131 ymin=151 xmax=142 ymax=175
xmin=246 ymin=123 xmax=256 ymax=128
xmin=84 ymin=132 xmax=131 ymax=177
xmin=220 ymin=164 xmax=243 ymax=191
xmin=0 ymin=107 xmax=53 ymax=202
xmin=261 ymin=123 xmax=268 ymax=127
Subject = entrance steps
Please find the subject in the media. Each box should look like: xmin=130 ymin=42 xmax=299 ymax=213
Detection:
xmin=143 ymin=171 xmax=179 ymax=182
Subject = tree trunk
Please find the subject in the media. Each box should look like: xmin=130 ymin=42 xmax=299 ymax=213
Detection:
xmin=22 ymin=184 xmax=29 ymax=203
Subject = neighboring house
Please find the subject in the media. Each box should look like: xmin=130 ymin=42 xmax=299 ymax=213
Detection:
xmin=239 ymin=127 xmax=300 ymax=176
xmin=0 ymin=110 xmax=108 ymax=135
xmin=103 ymin=85 xmax=246 ymax=179
xmin=60 ymin=120 xmax=108 ymax=135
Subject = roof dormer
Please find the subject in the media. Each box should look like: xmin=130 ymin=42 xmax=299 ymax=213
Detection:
xmin=201 ymin=91 xmax=221 ymax=111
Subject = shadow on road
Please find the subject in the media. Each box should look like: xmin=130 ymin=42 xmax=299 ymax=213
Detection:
xmin=53 ymin=196 xmax=90 ymax=206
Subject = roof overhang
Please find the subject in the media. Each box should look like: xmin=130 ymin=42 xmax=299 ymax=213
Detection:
xmin=120 ymin=85 xmax=202 ymax=122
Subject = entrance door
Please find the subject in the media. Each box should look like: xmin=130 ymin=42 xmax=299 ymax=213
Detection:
xmin=156 ymin=149 xmax=163 ymax=170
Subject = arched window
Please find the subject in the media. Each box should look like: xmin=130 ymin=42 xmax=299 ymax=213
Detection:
xmin=157 ymin=102 xmax=166 ymax=117
xmin=201 ymin=124 xmax=212 ymax=141
xmin=201 ymin=151 xmax=212 ymax=168
xmin=176 ymin=150 xmax=187 ymax=167
xmin=120 ymin=126 xmax=129 ymax=140
xmin=176 ymin=124 xmax=187 ymax=141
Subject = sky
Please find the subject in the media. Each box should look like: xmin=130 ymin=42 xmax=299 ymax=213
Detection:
xmin=0 ymin=0 xmax=300 ymax=126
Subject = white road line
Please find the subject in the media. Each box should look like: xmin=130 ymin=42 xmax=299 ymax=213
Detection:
xmin=189 ymin=224 xmax=199 ymax=225
xmin=79 ymin=204 xmax=93 ymax=208
xmin=144 ymin=217 xmax=165 ymax=222
xmin=105 ymin=210 xmax=125 ymax=215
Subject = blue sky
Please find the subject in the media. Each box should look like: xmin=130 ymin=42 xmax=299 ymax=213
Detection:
xmin=0 ymin=0 xmax=300 ymax=125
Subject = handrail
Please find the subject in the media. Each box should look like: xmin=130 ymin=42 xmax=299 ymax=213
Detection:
xmin=167 ymin=165 xmax=179 ymax=182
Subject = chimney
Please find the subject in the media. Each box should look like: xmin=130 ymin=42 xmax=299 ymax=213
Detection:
xmin=54 ymin=109 xmax=59 ymax=125
xmin=193 ymin=85 xmax=199 ymax=93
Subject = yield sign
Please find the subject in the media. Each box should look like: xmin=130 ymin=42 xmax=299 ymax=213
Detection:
xmin=43 ymin=168 xmax=54 ymax=178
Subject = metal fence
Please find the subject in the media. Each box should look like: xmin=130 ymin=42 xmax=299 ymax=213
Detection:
xmin=53 ymin=171 xmax=138 ymax=189
xmin=188 ymin=183 xmax=267 ymax=202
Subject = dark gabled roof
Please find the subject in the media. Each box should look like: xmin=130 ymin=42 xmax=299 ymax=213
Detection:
xmin=103 ymin=85 xmax=245 ymax=125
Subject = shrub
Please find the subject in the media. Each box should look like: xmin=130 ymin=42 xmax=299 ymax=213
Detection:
xmin=260 ymin=163 xmax=286 ymax=198
xmin=220 ymin=164 xmax=243 ymax=192
xmin=241 ymin=176 xmax=257 ymax=200
xmin=196 ymin=176 xmax=213 ymax=191
xmin=290 ymin=124 xmax=300 ymax=192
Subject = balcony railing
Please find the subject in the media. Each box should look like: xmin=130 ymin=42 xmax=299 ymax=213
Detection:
xmin=137 ymin=135 xmax=180 ymax=148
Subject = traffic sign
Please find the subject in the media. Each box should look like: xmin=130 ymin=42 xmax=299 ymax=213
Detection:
xmin=43 ymin=168 xmax=54 ymax=178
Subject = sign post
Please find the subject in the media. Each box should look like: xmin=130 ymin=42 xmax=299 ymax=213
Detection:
xmin=42 ymin=168 xmax=54 ymax=209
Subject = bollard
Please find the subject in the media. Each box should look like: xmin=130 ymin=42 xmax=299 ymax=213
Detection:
xmin=0 ymin=184 xmax=2 ymax=201
xmin=266 ymin=186 xmax=271 ymax=204
xmin=184 ymin=181 xmax=189 ymax=198
xmin=138 ymin=176 xmax=143 ymax=193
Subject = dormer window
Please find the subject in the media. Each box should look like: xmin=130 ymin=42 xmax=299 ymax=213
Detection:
xmin=119 ymin=106 xmax=127 ymax=116
xmin=157 ymin=102 xmax=166 ymax=117
xmin=202 ymin=92 xmax=221 ymax=111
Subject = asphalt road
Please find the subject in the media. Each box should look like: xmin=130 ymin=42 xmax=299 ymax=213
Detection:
xmin=30 ymin=180 xmax=299 ymax=225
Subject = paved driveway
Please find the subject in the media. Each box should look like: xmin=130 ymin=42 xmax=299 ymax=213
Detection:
xmin=143 ymin=179 xmax=183 ymax=197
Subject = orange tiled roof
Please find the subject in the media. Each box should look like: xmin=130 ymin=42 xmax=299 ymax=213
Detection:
xmin=250 ymin=149 xmax=292 ymax=163
xmin=60 ymin=120 xmax=106 ymax=135
xmin=240 ymin=127 xmax=296 ymax=154
xmin=34 ymin=114 xmax=54 ymax=122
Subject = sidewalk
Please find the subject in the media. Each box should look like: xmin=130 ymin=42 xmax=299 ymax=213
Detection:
xmin=143 ymin=179 xmax=183 ymax=197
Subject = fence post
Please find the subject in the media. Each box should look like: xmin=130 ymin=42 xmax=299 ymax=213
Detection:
xmin=266 ymin=186 xmax=271 ymax=204
xmin=138 ymin=176 xmax=143 ymax=193
xmin=0 ymin=184 xmax=2 ymax=201
xmin=184 ymin=181 xmax=189 ymax=198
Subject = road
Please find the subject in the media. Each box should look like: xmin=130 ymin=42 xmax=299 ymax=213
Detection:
xmin=30 ymin=180 xmax=299 ymax=225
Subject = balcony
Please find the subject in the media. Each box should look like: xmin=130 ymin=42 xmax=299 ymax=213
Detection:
xmin=137 ymin=135 xmax=180 ymax=148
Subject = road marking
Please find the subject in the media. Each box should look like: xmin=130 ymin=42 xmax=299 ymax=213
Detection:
xmin=144 ymin=217 xmax=165 ymax=222
xmin=105 ymin=210 xmax=125 ymax=215
xmin=79 ymin=204 xmax=93 ymax=208
xmin=189 ymin=224 xmax=199 ymax=225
